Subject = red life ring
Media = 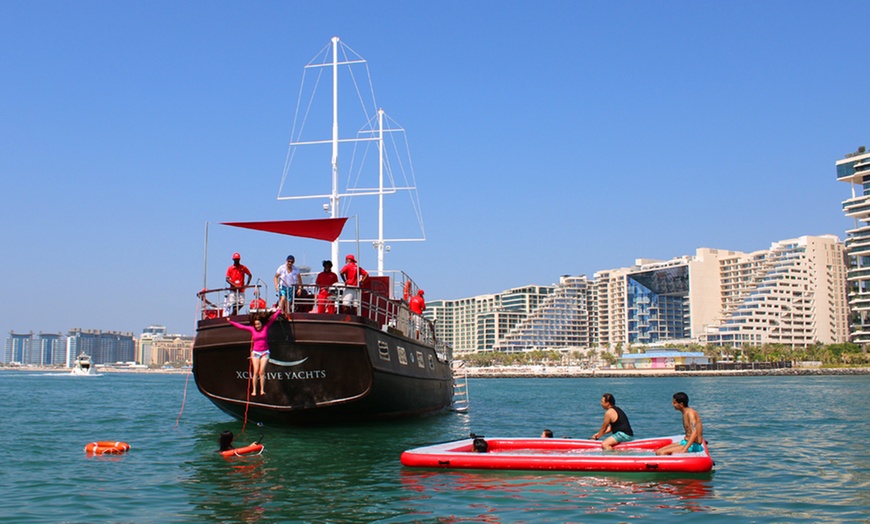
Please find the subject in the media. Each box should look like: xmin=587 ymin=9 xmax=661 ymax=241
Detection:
xmin=85 ymin=441 xmax=131 ymax=455
xmin=220 ymin=443 xmax=264 ymax=458
xmin=403 ymin=281 xmax=411 ymax=302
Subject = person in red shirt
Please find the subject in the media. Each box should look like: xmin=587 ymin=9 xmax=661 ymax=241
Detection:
xmin=225 ymin=252 xmax=253 ymax=315
xmin=409 ymin=289 xmax=426 ymax=338
xmin=339 ymin=254 xmax=368 ymax=312
xmin=314 ymin=260 xmax=339 ymax=313
xmin=409 ymin=289 xmax=426 ymax=315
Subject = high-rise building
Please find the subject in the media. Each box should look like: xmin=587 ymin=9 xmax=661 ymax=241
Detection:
xmin=66 ymin=329 xmax=135 ymax=365
xmin=425 ymin=285 xmax=555 ymax=354
xmin=837 ymin=146 xmax=870 ymax=344
xmin=494 ymin=276 xmax=590 ymax=352
xmin=4 ymin=332 xmax=32 ymax=364
xmin=429 ymin=235 xmax=847 ymax=353
xmin=701 ymin=236 xmax=848 ymax=347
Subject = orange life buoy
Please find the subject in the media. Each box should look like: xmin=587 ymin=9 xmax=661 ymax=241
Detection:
xmin=403 ymin=281 xmax=411 ymax=302
xmin=220 ymin=443 xmax=264 ymax=458
xmin=85 ymin=441 xmax=131 ymax=455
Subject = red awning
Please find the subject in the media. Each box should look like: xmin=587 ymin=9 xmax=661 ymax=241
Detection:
xmin=221 ymin=218 xmax=348 ymax=242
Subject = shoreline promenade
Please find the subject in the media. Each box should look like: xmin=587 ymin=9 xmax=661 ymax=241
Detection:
xmin=458 ymin=365 xmax=870 ymax=379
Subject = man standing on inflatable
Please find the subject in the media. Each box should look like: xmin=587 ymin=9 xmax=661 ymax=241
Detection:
xmin=339 ymin=254 xmax=368 ymax=313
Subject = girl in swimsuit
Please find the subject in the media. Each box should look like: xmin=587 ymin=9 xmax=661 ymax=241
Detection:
xmin=228 ymin=309 xmax=281 ymax=396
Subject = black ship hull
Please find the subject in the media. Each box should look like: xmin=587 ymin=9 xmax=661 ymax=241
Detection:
xmin=192 ymin=312 xmax=453 ymax=425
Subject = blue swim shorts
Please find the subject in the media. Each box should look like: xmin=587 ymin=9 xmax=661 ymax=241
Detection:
xmin=252 ymin=350 xmax=270 ymax=359
xmin=610 ymin=431 xmax=634 ymax=443
xmin=279 ymin=286 xmax=295 ymax=301
xmin=679 ymin=439 xmax=704 ymax=452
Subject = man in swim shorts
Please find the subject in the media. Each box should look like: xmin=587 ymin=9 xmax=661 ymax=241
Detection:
xmin=656 ymin=391 xmax=705 ymax=455
xmin=590 ymin=393 xmax=634 ymax=450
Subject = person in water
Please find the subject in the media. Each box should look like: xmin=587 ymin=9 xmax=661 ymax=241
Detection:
xmin=541 ymin=429 xmax=553 ymax=438
xmin=228 ymin=308 xmax=281 ymax=396
xmin=656 ymin=392 xmax=705 ymax=455
xmin=590 ymin=393 xmax=634 ymax=450
xmin=219 ymin=430 xmax=234 ymax=452
xmin=472 ymin=437 xmax=488 ymax=453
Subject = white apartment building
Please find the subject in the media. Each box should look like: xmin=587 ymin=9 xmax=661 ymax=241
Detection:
xmin=426 ymin=285 xmax=554 ymax=354
xmin=701 ymin=235 xmax=848 ymax=347
xmin=838 ymin=146 xmax=870 ymax=344
xmin=430 ymin=235 xmax=847 ymax=353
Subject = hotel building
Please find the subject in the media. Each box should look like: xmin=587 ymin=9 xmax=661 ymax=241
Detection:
xmin=838 ymin=146 xmax=870 ymax=344
xmin=430 ymin=235 xmax=848 ymax=354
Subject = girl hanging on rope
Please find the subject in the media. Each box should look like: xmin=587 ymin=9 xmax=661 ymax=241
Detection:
xmin=228 ymin=309 xmax=281 ymax=396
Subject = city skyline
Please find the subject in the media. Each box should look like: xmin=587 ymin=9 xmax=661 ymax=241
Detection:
xmin=2 ymin=2 xmax=867 ymax=338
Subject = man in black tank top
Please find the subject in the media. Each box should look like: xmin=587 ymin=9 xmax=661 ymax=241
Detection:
xmin=590 ymin=393 xmax=634 ymax=450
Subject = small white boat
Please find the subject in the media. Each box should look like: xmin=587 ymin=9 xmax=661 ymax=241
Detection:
xmin=71 ymin=353 xmax=96 ymax=376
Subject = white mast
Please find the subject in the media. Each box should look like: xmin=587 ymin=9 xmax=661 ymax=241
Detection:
xmin=278 ymin=37 xmax=425 ymax=276
xmin=377 ymin=108 xmax=385 ymax=274
xmin=330 ymin=36 xmax=340 ymax=268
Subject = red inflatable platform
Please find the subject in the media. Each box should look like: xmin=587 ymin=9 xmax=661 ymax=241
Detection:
xmin=400 ymin=435 xmax=713 ymax=473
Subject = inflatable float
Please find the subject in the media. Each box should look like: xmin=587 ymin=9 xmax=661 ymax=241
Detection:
xmin=219 ymin=443 xmax=264 ymax=458
xmin=84 ymin=441 xmax=131 ymax=455
xmin=400 ymin=435 xmax=713 ymax=473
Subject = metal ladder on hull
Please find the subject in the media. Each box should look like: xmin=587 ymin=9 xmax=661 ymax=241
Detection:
xmin=451 ymin=360 xmax=469 ymax=413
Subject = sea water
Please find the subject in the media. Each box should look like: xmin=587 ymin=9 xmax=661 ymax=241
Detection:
xmin=1 ymin=371 xmax=868 ymax=522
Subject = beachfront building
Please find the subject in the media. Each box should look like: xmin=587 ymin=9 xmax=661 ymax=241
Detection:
xmin=701 ymin=236 xmax=848 ymax=347
xmin=493 ymin=276 xmax=590 ymax=352
xmin=838 ymin=146 xmax=870 ymax=345
xmin=2 ymin=332 xmax=66 ymax=365
xmin=66 ymin=328 xmax=135 ymax=366
xmin=430 ymin=234 xmax=847 ymax=354
xmin=4 ymin=332 xmax=32 ymax=364
xmin=619 ymin=350 xmax=709 ymax=369
xmin=425 ymin=284 xmax=556 ymax=354
xmin=591 ymin=249 xmax=731 ymax=351
xmin=138 ymin=325 xmax=194 ymax=367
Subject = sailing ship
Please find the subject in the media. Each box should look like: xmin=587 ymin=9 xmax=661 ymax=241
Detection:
xmin=71 ymin=353 xmax=96 ymax=376
xmin=192 ymin=37 xmax=453 ymax=425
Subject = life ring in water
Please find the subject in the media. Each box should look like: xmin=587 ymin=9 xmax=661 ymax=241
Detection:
xmin=85 ymin=441 xmax=131 ymax=455
xmin=220 ymin=443 xmax=264 ymax=458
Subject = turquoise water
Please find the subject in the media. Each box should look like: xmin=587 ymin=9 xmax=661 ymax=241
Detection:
xmin=1 ymin=371 xmax=868 ymax=522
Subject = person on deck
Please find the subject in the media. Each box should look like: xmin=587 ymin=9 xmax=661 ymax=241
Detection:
xmin=227 ymin=309 xmax=280 ymax=396
xmin=275 ymin=255 xmax=303 ymax=315
xmin=409 ymin=289 xmax=426 ymax=315
xmin=314 ymin=260 xmax=339 ymax=313
xmin=225 ymin=252 xmax=252 ymax=316
xmin=590 ymin=393 xmax=634 ymax=450
xmin=656 ymin=392 xmax=705 ymax=455
xmin=409 ymin=289 xmax=426 ymax=338
xmin=339 ymin=254 xmax=368 ymax=313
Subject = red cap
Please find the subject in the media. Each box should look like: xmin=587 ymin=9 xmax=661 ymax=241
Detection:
xmin=418 ymin=290 xmax=425 ymax=295
xmin=232 ymin=252 xmax=241 ymax=260
xmin=345 ymin=254 xmax=356 ymax=262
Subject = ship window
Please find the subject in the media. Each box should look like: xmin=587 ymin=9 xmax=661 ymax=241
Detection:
xmin=428 ymin=354 xmax=434 ymax=369
xmin=416 ymin=351 xmax=425 ymax=368
xmin=378 ymin=340 xmax=390 ymax=361
xmin=397 ymin=346 xmax=408 ymax=365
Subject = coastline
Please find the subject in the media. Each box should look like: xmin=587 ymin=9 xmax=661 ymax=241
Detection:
xmin=6 ymin=364 xmax=869 ymax=378
xmin=0 ymin=366 xmax=190 ymax=374
xmin=457 ymin=365 xmax=870 ymax=378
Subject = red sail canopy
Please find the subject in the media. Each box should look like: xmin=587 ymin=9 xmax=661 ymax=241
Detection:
xmin=221 ymin=218 xmax=348 ymax=242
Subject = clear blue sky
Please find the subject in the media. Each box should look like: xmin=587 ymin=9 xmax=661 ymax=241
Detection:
xmin=2 ymin=1 xmax=867 ymax=338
